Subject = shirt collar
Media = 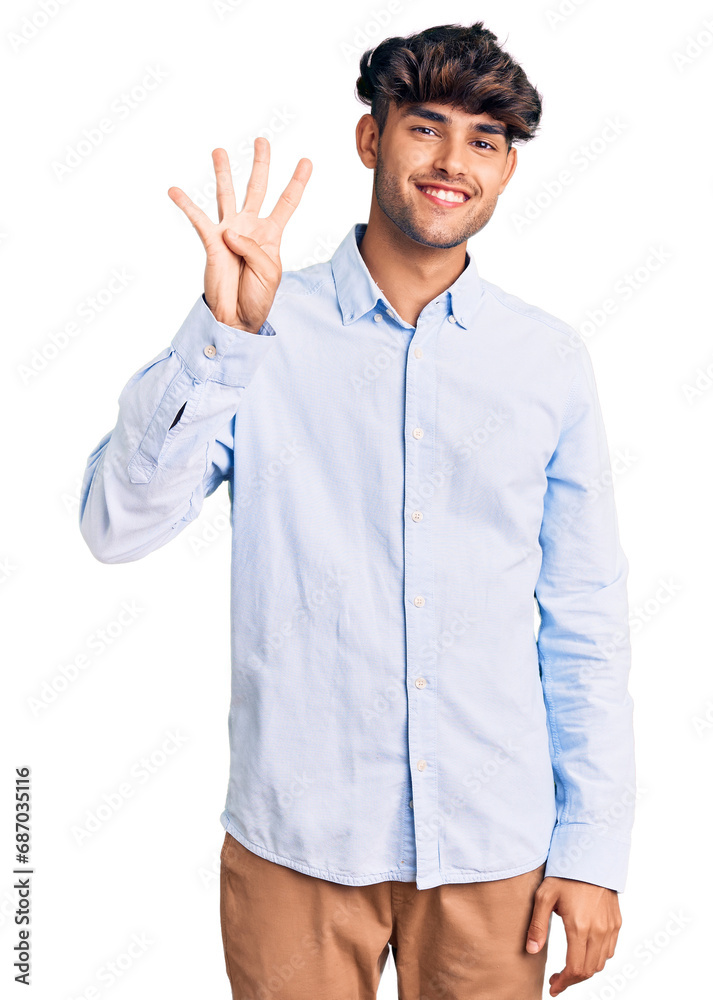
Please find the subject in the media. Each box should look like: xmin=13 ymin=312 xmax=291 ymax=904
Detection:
xmin=331 ymin=221 xmax=483 ymax=330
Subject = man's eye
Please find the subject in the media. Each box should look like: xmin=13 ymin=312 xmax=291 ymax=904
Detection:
xmin=411 ymin=127 xmax=494 ymax=151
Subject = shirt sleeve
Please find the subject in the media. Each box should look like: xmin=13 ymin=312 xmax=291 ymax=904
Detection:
xmin=535 ymin=337 xmax=636 ymax=892
xmin=79 ymin=293 xmax=276 ymax=563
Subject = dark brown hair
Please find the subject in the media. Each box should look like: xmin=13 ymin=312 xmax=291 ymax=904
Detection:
xmin=355 ymin=22 xmax=543 ymax=150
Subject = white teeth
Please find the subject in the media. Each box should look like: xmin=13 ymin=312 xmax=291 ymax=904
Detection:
xmin=421 ymin=186 xmax=466 ymax=203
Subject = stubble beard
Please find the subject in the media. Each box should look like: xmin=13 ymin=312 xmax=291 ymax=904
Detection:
xmin=373 ymin=152 xmax=498 ymax=249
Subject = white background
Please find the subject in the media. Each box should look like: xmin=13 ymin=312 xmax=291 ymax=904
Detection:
xmin=2 ymin=0 xmax=712 ymax=997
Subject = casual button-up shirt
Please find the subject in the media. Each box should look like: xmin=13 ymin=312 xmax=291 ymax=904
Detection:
xmin=79 ymin=221 xmax=636 ymax=891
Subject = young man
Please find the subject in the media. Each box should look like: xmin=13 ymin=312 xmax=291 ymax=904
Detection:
xmin=79 ymin=21 xmax=636 ymax=1000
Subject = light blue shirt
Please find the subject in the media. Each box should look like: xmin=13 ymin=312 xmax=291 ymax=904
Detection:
xmin=79 ymin=222 xmax=636 ymax=891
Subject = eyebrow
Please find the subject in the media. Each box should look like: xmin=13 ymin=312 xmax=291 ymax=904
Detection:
xmin=400 ymin=105 xmax=507 ymax=139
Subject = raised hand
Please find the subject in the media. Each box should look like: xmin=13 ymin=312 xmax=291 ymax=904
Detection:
xmin=168 ymin=141 xmax=312 ymax=333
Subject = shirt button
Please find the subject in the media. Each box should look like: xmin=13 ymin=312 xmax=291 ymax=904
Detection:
xmin=414 ymin=595 xmax=425 ymax=607
xmin=203 ymin=344 xmax=217 ymax=358
xmin=412 ymin=427 xmax=424 ymax=439
xmin=409 ymin=799 xmax=413 ymax=809
xmin=413 ymin=347 xmax=423 ymax=359
xmin=386 ymin=309 xmax=395 ymax=318
xmin=374 ymin=313 xmax=383 ymax=322
xmin=411 ymin=510 xmax=423 ymax=522
xmin=415 ymin=677 xmax=427 ymax=689
xmin=417 ymin=759 xmax=427 ymax=771
xmin=448 ymin=315 xmax=456 ymax=324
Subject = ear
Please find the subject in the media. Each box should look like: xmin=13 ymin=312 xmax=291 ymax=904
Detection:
xmin=355 ymin=113 xmax=379 ymax=169
xmin=498 ymin=146 xmax=518 ymax=194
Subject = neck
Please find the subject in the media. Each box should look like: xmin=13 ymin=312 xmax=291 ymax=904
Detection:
xmin=357 ymin=200 xmax=469 ymax=327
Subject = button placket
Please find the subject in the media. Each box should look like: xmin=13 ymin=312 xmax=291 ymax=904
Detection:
xmin=402 ymin=310 xmax=439 ymax=881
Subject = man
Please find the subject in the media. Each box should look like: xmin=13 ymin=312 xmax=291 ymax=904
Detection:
xmin=79 ymin=21 xmax=636 ymax=1000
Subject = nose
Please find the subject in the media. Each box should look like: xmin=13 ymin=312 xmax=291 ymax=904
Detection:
xmin=430 ymin=135 xmax=470 ymax=179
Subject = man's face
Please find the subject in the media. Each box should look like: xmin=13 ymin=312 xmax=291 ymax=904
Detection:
xmin=366 ymin=100 xmax=518 ymax=249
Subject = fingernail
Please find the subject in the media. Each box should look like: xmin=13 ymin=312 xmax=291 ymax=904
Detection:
xmin=526 ymin=939 xmax=539 ymax=952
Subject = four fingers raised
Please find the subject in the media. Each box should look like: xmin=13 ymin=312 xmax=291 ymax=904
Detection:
xmin=267 ymin=157 xmax=313 ymax=234
xmin=212 ymin=147 xmax=237 ymax=222
xmin=167 ymin=185 xmax=214 ymax=243
xmin=168 ymin=143 xmax=312 ymax=242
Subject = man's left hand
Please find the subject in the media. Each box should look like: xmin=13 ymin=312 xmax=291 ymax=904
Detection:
xmin=525 ymin=875 xmax=622 ymax=996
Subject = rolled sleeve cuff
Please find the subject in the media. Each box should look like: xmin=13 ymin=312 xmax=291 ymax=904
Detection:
xmin=170 ymin=293 xmax=276 ymax=384
xmin=544 ymin=822 xmax=632 ymax=892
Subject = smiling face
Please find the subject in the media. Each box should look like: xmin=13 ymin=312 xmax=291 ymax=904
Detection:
xmin=359 ymin=99 xmax=518 ymax=249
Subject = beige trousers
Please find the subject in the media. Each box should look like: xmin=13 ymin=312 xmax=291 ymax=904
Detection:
xmin=220 ymin=830 xmax=550 ymax=1000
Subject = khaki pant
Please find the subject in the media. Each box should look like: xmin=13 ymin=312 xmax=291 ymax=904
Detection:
xmin=220 ymin=830 xmax=550 ymax=1000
